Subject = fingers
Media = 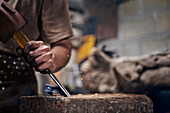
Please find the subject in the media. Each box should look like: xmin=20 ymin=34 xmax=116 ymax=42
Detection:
xmin=26 ymin=45 xmax=51 ymax=63
xmin=37 ymin=58 xmax=55 ymax=72
xmin=34 ymin=51 xmax=53 ymax=65
xmin=23 ymin=41 xmax=55 ymax=72
xmin=35 ymin=52 xmax=55 ymax=72
xmin=24 ymin=41 xmax=44 ymax=54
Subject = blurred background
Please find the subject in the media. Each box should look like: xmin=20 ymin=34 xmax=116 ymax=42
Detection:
xmin=36 ymin=0 xmax=170 ymax=95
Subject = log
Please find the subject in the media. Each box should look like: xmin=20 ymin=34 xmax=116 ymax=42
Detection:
xmin=80 ymin=48 xmax=170 ymax=93
xmin=20 ymin=94 xmax=153 ymax=113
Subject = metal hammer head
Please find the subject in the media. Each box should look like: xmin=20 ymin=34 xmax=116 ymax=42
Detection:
xmin=0 ymin=0 xmax=25 ymax=43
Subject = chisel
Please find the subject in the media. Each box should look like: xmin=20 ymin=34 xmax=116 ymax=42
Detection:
xmin=13 ymin=30 xmax=71 ymax=97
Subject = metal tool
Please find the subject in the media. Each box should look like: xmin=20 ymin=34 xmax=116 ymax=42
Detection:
xmin=45 ymin=69 xmax=71 ymax=97
xmin=45 ymin=84 xmax=66 ymax=96
xmin=0 ymin=0 xmax=71 ymax=97
xmin=0 ymin=0 xmax=25 ymax=43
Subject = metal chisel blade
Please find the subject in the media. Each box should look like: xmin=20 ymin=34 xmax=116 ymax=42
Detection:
xmin=45 ymin=69 xmax=71 ymax=97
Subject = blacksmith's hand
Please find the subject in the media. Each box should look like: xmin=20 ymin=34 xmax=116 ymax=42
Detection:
xmin=17 ymin=41 xmax=56 ymax=73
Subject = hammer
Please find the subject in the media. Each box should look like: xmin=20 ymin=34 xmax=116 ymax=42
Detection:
xmin=0 ymin=0 xmax=71 ymax=97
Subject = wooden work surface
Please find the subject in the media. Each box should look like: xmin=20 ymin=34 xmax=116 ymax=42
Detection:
xmin=20 ymin=93 xmax=153 ymax=113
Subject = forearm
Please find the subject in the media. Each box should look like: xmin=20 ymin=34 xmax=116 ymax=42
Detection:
xmin=51 ymin=38 xmax=72 ymax=72
xmin=17 ymin=37 xmax=72 ymax=73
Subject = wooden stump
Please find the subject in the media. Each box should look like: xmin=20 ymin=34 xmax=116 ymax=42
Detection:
xmin=20 ymin=94 xmax=153 ymax=113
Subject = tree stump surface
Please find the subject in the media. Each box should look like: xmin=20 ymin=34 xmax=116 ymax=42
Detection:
xmin=20 ymin=93 xmax=153 ymax=113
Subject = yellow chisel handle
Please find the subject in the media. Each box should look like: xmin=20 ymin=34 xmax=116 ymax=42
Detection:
xmin=13 ymin=30 xmax=29 ymax=49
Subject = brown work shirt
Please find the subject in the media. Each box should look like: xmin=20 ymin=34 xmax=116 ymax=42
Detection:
xmin=0 ymin=0 xmax=73 ymax=112
xmin=0 ymin=0 xmax=73 ymax=55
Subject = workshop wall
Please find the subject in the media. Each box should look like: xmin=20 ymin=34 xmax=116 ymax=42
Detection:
xmin=97 ymin=0 xmax=170 ymax=56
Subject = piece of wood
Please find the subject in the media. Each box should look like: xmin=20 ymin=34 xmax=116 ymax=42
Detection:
xmin=80 ymin=48 xmax=170 ymax=93
xmin=20 ymin=94 xmax=153 ymax=113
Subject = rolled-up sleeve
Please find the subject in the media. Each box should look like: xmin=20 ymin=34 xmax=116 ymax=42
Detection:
xmin=41 ymin=0 xmax=73 ymax=43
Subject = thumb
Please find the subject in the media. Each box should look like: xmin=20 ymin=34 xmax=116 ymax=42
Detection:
xmin=16 ymin=46 xmax=24 ymax=56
